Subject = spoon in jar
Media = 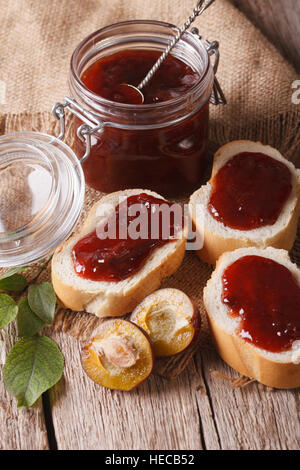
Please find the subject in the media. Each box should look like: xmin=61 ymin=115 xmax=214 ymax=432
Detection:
xmin=114 ymin=0 xmax=216 ymax=104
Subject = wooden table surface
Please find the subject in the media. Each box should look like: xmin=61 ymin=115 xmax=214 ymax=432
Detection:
xmin=1 ymin=0 xmax=299 ymax=451
xmin=232 ymin=0 xmax=300 ymax=73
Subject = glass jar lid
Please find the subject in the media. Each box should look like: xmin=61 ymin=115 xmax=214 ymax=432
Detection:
xmin=0 ymin=131 xmax=85 ymax=267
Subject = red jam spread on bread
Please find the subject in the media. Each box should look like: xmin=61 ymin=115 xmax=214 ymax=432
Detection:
xmin=208 ymin=152 xmax=292 ymax=230
xmin=81 ymin=50 xmax=200 ymax=104
xmin=72 ymin=193 xmax=183 ymax=282
xmin=222 ymin=255 xmax=300 ymax=352
xmin=76 ymin=50 xmax=210 ymax=195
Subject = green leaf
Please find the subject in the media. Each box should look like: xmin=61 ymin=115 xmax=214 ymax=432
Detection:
xmin=0 ymin=294 xmax=18 ymax=328
xmin=17 ymin=298 xmax=46 ymax=337
xmin=3 ymin=336 xmax=64 ymax=408
xmin=0 ymin=273 xmax=27 ymax=292
xmin=0 ymin=267 xmax=28 ymax=279
xmin=28 ymin=282 xmax=57 ymax=324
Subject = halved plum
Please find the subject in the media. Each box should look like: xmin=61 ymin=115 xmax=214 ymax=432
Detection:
xmin=130 ymin=288 xmax=201 ymax=357
xmin=81 ymin=319 xmax=154 ymax=391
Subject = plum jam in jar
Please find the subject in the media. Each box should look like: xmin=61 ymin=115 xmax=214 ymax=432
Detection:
xmin=68 ymin=21 xmax=222 ymax=196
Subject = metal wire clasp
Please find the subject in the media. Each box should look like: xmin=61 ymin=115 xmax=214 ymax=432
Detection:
xmin=52 ymin=97 xmax=103 ymax=164
xmin=191 ymin=27 xmax=226 ymax=105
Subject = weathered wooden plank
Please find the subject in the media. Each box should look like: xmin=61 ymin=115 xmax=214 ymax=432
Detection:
xmin=196 ymin=348 xmax=300 ymax=450
xmin=27 ymin=238 xmax=300 ymax=450
xmin=231 ymin=0 xmax=300 ymax=72
xmin=191 ymin=349 xmax=222 ymax=450
xmin=48 ymin=331 xmax=300 ymax=451
xmin=1 ymin=0 xmax=299 ymax=451
xmin=0 ymin=323 xmax=49 ymax=450
xmin=48 ymin=330 xmax=219 ymax=450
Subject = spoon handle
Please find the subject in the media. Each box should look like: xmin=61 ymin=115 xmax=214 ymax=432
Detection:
xmin=137 ymin=0 xmax=216 ymax=91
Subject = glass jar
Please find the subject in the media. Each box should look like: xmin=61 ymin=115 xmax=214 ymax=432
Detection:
xmin=68 ymin=20 xmax=221 ymax=197
xmin=0 ymin=22 xmax=224 ymax=268
xmin=0 ymin=132 xmax=85 ymax=267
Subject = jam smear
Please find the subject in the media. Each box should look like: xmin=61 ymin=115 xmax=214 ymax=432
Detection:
xmin=82 ymin=49 xmax=200 ymax=105
xmin=208 ymin=152 xmax=292 ymax=230
xmin=72 ymin=193 xmax=183 ymax=282
xmin=222 ymin=255 xmax=300 ymax=352
xmin=77 ymin=49 xmax=210 ymax=195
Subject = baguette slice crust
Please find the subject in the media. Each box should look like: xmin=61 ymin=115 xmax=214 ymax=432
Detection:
xmin=203 ymin=247 xmax=300 ymax=389
xmin=189 ymin=141 xmax=300 ymax=265
xmin=52 ymin=189 xmax=187 ymax=318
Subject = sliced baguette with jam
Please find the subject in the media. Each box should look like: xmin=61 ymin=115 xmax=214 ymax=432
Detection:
xmin=203 ymin=247 xmax=300 ymax=389
xmin=51 ymin=189 xmax=187 ymax=318
xmin=189 ymin=141 xmax=300 ymax=265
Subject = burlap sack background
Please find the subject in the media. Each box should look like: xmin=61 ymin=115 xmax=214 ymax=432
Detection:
xmin=1 ymin=0 xmax=300 ymax=161
xmin=0 ymin=0 xmax=299 ymax=377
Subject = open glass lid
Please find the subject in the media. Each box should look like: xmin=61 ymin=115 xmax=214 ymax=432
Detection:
xmin=0 ymin=131 xmax=85 ymax=267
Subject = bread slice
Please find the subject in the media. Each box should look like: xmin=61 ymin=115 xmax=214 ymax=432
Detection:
xmin=203 ymin=246 xmax=300 ymax=389
xmin=51 ymin=189 xmax=187 ymax=318
xmin=189 ymin=141 xmax=300 ymax=265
